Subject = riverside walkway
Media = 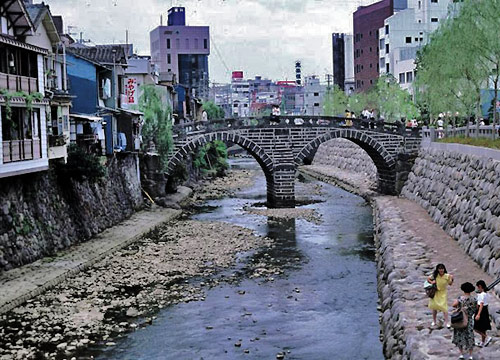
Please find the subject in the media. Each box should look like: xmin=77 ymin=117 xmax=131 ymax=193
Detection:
xmin=301 ymin=165 xmax=500 ymax=359
xmin=0 ymin=207 xmax=181 ymax=315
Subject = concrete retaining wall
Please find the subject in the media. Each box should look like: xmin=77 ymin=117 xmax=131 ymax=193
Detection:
xmin=0 ymin=154 xmax=143 ymax=272
xmin=402 ymin=145 xmax=500 ymax=287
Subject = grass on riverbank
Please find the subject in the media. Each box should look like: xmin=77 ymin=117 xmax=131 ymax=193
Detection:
xmin=438 ymin=136 xmax=500 ymax=150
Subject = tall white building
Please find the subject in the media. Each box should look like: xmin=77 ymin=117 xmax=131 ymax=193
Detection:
xmin=378 ymin=0 xmax=452 ymax=95
xmin=344 ymin=35 xmax=355 ymax=95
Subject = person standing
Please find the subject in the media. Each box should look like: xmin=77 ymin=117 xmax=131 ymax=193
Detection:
xmin=428 ymin=263 xmax=454 ymax=327
xmin=452 ymin=282 xmax=477 ymax=360
xmin=474 ymin=280 xmax=492 ymax=347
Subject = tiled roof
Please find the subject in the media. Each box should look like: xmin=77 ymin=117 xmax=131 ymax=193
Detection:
xmin=67 ymin=45 xmax=129 ymax=65
xmin=25 ymin=3 xmax=47 ymax=30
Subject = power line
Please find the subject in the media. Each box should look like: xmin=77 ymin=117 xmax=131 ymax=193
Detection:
xmin=210 ymin=34 xmax=231 ymax=76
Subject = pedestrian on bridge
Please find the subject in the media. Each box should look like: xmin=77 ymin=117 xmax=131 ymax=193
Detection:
xmin=428 ymin=263 xmax=454 ymax=328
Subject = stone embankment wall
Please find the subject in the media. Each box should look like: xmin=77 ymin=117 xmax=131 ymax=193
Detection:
xmin=312 ymin=138 xmax=377 ymax=181
xmin=402 ymin=145 xmax=500 ymax=284
xmin=0 ymin=154 xmax=143 ymax=272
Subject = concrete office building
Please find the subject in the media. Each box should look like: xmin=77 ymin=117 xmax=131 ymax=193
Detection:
xmin=150 ymin=7 xmax=210 ymax=99
xmin=379 ymin=0 xmax=452 ymax=95
xmin=332 ymin=33 xmax=355 ymax=94
xmin=302 ymin=76 xmax=326 ymax=116
xmin=344 ymin=35 xmax=355 ymax=94
xmin=353 ymin=0 xmax=407 ymax=92
xmin=332 ymin=33 xmax=346 ymax=91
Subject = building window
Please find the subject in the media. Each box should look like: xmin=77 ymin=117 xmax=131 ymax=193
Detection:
xmin=418 ymin=1 xmax=421 ymax=9
xmin=385 ymin=44 xmax=389 ymax=53
xmin=314 ymin=92 xmax=319 ymax=96
xmin=431 ymin=0 xmax=438 ymax=2
xmin=176 ymin=38 xmax=180 ymax=48
xmin=370 ymin=79 xmax=373 ymax=84
xmin=194 ymin=38 xmax=199 ymax=49
xmin=386 ymin=63 xmax=390 ymax=73
xmin=406 ymin=71 xmax=413 ymax=83
xmin=431 ymin=18 xmax=439 ymax=23
xmin=399 ymin=73 xmax=406 ymax=84
xmin=204 ymin=39 xmax=208 ymax=49
xmin=167 ymin=38 xmax=171 ymax=49
xmin=406 ymin=37 xmax=412 ymax=44
xmin=385 ymin=25 xmax=389 ymax=35
xmin=369 ymin=31 xmax=372 ymax=36
xmin=415 ymin=37 xmax=419 ymax=42
xmin=314 ymin=103 xmax=320 ymax=107
xmin=167 ymin=54 xmax=171 ymax=64
xmin=370 ymin=47 xmax=372 ymax=52
xmin=370 ymin=63 xmax=372 ymax=68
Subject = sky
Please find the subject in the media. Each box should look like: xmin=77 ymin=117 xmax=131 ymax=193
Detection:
xmin=42 ymin=0 xmax=375 ymax=84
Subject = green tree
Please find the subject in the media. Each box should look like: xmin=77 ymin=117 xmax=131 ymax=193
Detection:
xmin=202 ymin=100 xmax=225 ymax=119
xmin=375 ymin=75 xmax=419 ymax=122
xmin=193 ymin=140 xmax=228 ymax=176
xmin=138 ymin=85 xmax=173 ymax=169
xmin=323 ymin=85 xmax=348 ymax=116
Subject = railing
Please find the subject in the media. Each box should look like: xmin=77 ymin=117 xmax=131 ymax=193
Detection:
xmin=2 ymin=139 xmax=41 ymax=163
xmin=172 ymin=116 xmax=422 ymax=139
xmin=0 ymin=73 xmax=39 ymax=94
xmin=422 ymin=125 xmax=500 ymax=142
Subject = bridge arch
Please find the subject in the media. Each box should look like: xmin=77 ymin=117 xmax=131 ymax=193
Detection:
xmin=295 ymin=129 xmax=397 ymax=194
xmin=167 ymin=131 xmax=274 ymax=180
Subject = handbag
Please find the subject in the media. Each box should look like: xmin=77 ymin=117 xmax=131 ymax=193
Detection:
xmin=424 ymin=280 xmax=437 ymax=298
xmin=450 ymin=300 xmax=468 ymax=329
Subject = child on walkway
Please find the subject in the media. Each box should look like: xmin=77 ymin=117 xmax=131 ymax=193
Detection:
xmin=428 ymin=263 xmax=454 ymax=327
xmin=474 ymin=280 xmax=492 ymax=347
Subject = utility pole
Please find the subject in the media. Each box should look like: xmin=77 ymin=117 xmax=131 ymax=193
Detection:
xmin=325 ymin=74 xmax=333 ymax=91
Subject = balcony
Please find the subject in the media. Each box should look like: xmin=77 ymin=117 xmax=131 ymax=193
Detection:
xmin=0 ymin=73 xmax=38 ymax=94
xmin=2 ymin=139 xmax=41 ymax=163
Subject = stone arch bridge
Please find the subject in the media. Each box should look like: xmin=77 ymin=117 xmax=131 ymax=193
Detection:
xmin=167 ymin=116 xmax=421 ymax=208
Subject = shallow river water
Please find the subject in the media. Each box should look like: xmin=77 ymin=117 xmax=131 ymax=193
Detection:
xmin=97 ymin=158 xmax=383 ymax=360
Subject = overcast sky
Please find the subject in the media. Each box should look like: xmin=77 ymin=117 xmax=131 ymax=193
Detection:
xmin=42 ymin=0 xmax=374 ymax=84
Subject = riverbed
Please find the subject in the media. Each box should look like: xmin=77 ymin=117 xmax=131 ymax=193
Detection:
xmin=97 ymin=158 xmax=383 ymax=360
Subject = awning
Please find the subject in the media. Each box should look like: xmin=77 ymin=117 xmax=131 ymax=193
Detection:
xmin=70 ymin=114 xmax=103 ymax=122
xmin=119 ymin=108 xmax=144 ymax=116
xmin=0 ymin=34 xmax=48 ymax=54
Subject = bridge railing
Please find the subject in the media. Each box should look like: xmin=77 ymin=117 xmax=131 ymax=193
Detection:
xmin=172 ymin=116 xmax=422 ymax=139
xmin=422 ymin=125 xmax=499 ymax=143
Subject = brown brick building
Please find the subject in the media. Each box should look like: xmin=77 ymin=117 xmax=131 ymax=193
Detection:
xmin=353 ymin=0 xmax=394 ymax=93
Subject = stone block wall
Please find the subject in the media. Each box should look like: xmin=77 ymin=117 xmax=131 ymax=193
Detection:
xmin=402 ymin=147 xmax=500 ymax=282
xmin=0 ymin=154 xmax=143 ymax=272
xmin=312 ymin=138 xmax=377 ymax=180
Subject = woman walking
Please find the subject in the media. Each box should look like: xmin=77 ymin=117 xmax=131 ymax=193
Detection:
xmin=474 ymin=280 xmax=492 ymax=347
xmin=428 ymin=263 xmax=454 ymax=327
xmin=452 ymin=282 xmax=477 ymax=360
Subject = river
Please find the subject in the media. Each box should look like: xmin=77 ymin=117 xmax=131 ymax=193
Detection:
xmin=97 ymin=158 xmax=383 ymax=360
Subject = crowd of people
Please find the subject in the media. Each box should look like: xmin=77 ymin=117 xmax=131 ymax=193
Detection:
xmin=427 ymin=264 xmax=493 ymax=359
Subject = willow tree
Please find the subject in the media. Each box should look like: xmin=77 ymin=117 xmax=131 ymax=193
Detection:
xmin=374 ymin=75 xmax=419 ymax=123
xmin=323 ymin=85 xmax=348 ymax=116
xmin=415 ymin=1 xmax=490 ymax=135
xmin=138 ymin=85 xmax=174 ymax=169
xmin=463 ymin=0 xmax=500 ymax=138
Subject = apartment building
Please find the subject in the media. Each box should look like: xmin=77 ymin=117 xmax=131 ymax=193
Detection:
xmin=379 ymin=0 xmax=452 ymax=95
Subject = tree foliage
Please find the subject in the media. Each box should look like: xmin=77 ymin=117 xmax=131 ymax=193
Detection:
xmin=138 ymin=85 xmax=173 ymax=169
xmin=193 ymin=140 xmax=228 ymax=177
xmin=415 ymin=0 xmax=500 ymax=136
xmin=202 ymin=100 xmax=225 ymax=119
xmin=323 ymin=85 xmax=348 ymax=116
